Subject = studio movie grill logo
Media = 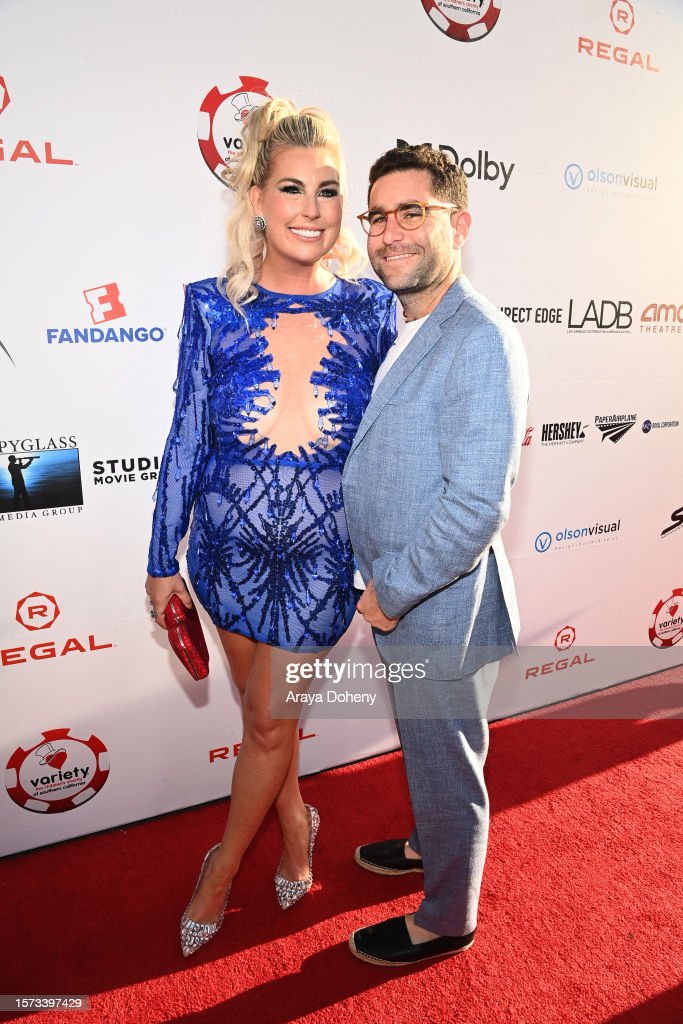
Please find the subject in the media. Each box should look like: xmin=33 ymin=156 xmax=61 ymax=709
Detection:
xmin=649 ymin=589 xmax=683 ymax=648
xmin=578 ymin=1 xmax=659 ymax=72
xmin=2 ymin=591 xmax=113 ymax=667
xmin=198 ymin=75 xmax=271 ymax=184
xmin=47 ymin=283 xmax=166 ymax=345
xmin=397 ymin=139 xmax=514 ymax=191
xmin=92 ymin=455 xmax=160 ymax=486
xmin=5 ymin=728 xmax=109 ymax=814
xmin=420 ymin=0 xmax=501 ymax=42
xmin=0 ymin=73 xmax=75 ymax=165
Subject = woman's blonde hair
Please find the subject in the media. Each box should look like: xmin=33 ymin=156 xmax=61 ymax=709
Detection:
xmin=221 ymin=98 xmax=365 ymax=314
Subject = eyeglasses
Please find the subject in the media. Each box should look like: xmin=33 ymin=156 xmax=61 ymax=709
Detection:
xmin=357 ymin=201 xmax=459 ymax=236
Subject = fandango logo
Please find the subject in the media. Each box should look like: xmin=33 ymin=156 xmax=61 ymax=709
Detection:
xmin=46 ymin=284 xmax=165 ymax=345
xmin=397 ymin=139 xmax=514 ymax=191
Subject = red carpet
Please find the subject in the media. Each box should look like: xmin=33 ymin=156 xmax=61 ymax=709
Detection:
xmin=1 ymin=669 xmax=682 ymax=1024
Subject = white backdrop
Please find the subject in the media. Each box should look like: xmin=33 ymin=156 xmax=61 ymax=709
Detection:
xmin=2 ymin=0 xmax=682 ymax=856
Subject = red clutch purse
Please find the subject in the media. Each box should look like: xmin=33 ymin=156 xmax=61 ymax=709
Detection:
xmin=163 ymin=594 xmax=210 ymax=680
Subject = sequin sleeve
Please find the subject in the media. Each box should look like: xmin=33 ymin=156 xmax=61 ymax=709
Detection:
xmin=147 ymin=284 xmax=212 ymax=577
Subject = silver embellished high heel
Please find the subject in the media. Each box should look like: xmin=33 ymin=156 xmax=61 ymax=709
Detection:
xmin=180 ymin=843 xmax=231 ymax=957
xmin=274 ymin=804 xmax=320 ymax=910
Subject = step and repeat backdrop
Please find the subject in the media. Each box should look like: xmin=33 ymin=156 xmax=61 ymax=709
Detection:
xmin=2 ymin=0 xmax=682 ymax=856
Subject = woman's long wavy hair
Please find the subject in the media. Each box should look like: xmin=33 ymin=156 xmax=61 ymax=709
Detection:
xmin=221 ymin=98 xmax=365 ymax=315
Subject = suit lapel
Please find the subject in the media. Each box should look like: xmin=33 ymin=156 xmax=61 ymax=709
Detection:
xmin=348 ymin=276 xmax=473 ymax=458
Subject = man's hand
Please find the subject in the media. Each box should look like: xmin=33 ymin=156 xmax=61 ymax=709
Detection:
xmin=357 ymin=580 xmax=400 ymax=632
xmin=145 ymin=573 xmax=193 ymax=630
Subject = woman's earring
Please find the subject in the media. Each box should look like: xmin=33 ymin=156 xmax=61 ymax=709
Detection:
xmin=254 ymin=215 xmax=266 ymax=232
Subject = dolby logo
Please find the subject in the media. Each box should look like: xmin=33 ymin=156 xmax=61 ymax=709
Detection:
xmin=396 ymin=139 xmax=514 ymax=191
xmin=540 ymin=421 xmax=587 ymax=447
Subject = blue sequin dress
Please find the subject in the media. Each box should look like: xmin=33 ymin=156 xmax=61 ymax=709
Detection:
xmin=148 ymin=276 xmax=395 ymax=651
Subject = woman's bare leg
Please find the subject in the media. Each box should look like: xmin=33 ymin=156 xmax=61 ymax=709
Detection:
xmin=185 ymin=634 xmax=309 ymax=923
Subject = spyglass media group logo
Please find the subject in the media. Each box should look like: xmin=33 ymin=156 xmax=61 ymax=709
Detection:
xmin=47 ymin=283 xmax=166 ymax=345
xmin=198 ymin=75 xmax=272 ymax=183
xmin=5 ymin=729 xmax=109 ymax=814
xmin=0 ymin=436 xmax=83 ymax=520
xmin=419 ymin=0 xmax=502 ymax=42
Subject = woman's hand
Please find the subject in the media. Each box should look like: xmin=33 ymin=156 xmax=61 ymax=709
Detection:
xmin=145 ymin=574 xmax=193 ymax=630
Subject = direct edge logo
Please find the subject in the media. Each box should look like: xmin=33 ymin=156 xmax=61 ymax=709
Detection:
xmin=2 ymin=592 xmax=113 ymax=668
xmin=0 ymin=74 xmax=75 ymax=166
xmin=6 ymin=728 xmax=109 ymax=813
xmin=47 ymin=284 xmax=166 ymax=345
xmin=578 ymin=1 xmax=659 ymax=73
xmin=397 ymin=139 xmax=514 ymax=191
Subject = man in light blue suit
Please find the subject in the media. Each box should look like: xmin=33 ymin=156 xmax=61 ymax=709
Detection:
xmin=343 ymin=146 xmax=529 ymax=966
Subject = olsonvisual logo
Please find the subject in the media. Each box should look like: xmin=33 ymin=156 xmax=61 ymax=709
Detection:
xmin=594 ymin=413 xmax=637 ymax=443
xmin=540 ymin=421 xmax=587 ymax=446
xmin=578 ymin=1 xmax=659 ymax=72
xmin=198 ymin=75 xmax=272 ymax=184
xmin=0 ymin=435 xmax=83 ymax=520
xmin=397 ymin=139 xmax=514 ymax=191
xmin=0 ymin=75 xmax=75 ymax=165
xmin=567 ymin=299 xmax=632 ymax=333
xmin=16 ymin=593 xmax=60 ymax=631
xmin=640 ymin=302 xmax=683 ymax=334
xmin=5 ymin=729 xmax=109 ymax=813
xmin=535 ymin=519 xmax=621 ymax=553
xmin=46 ymin=285 xmax=165 ymax=345
xmin=563 ymin=163 xmax=657 ymax=196
xmin=2 ymin=593 xmax=113 ymax=667
xmin=92 ymin=455 xmax=160 ymax=486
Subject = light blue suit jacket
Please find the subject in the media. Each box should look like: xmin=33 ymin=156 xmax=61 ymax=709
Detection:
xmin=342 ymin=275 xmax=529 ymax=680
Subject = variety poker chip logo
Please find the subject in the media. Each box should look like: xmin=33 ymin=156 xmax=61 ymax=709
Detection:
xmin=46 ymin=284 xmax=165 ymax=345
xmin=420 ymin=0 xmax=501 ymax=42
xmin=0 ymin=435 xmax=83 ymax=520
xmin=649 ymin=589 xmax=683 ymax=648
xmin=5 ymin=729 xmax=109 ymax=813
xmin=578 ymin=1 xmax=659 ymax=73
xmin=594 ymin=413 xmax=637 ymax=443
xmin=198 ymin=75 xmax=272 ymax=184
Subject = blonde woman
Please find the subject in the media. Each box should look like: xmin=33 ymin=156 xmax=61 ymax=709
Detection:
xmin=145 ymin=99 xmax=395 ymax=956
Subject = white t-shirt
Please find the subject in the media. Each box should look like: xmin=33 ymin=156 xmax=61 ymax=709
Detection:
xmin=353 ymin=310 xmax=430 ymax=590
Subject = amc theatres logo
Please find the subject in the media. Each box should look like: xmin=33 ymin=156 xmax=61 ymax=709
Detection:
xmin=2 ymin=593 xmax=113 ymax=668
xmin=83 ymin=283 xmax=127 ymax=325
xmin=16 ymin=592 xmax=60 ymax=631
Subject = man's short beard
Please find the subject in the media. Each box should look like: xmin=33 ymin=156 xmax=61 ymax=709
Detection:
xmin=371 ymin=250 xmax=445 ymax=296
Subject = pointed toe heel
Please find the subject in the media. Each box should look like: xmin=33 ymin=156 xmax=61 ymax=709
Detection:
xmin=180 ymin=843 xmax=231 ymax=957
xmin=274 ymin=804 xmax=320 ymax=910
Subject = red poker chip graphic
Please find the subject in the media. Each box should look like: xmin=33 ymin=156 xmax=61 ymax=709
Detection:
xmin=197 ymin=75 xmax=272 ymax=184
xmin=5 ymin=728 xmax=109 ymax=814
xmin=420 ymin=0 xmax=501 ymax=41
xmin=648 ymin=589 xmax=683 ymax=649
